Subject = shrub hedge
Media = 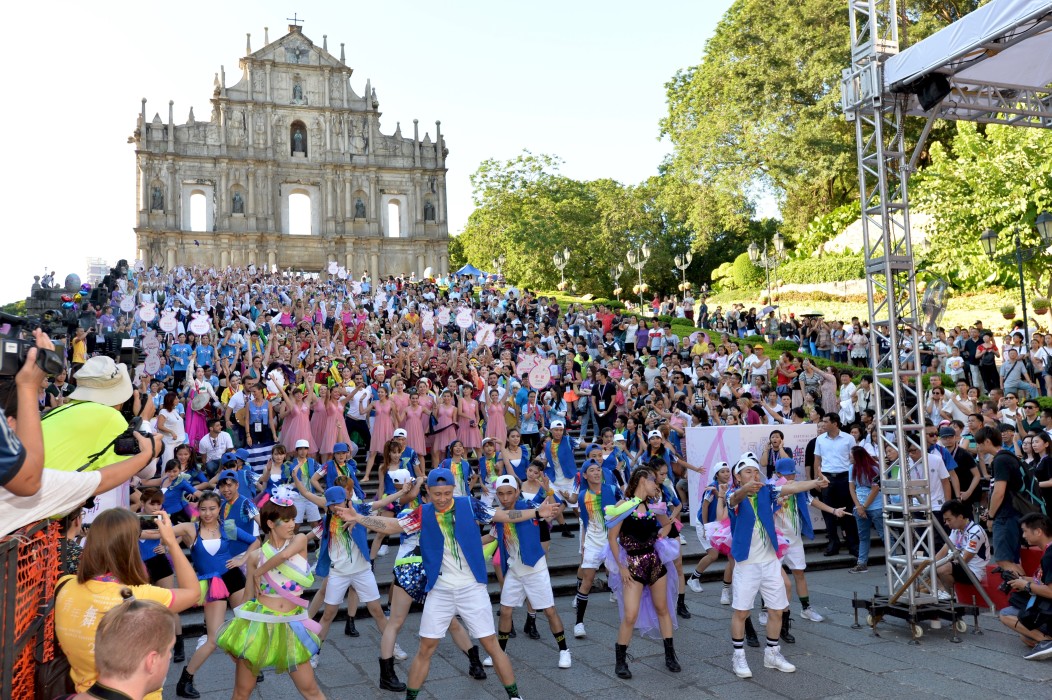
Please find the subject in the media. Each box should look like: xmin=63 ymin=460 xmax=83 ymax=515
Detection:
xmin=777 ymin=254 xmax=865 ymax=285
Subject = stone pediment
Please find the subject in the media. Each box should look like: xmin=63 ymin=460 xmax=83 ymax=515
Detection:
xmin=249 ymin=29 xmax=344 ymax=70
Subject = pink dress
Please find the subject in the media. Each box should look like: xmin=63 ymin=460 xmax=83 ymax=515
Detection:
xmin=485 ymin=401 xmax=507 ymax=445
xmin=310 ymin=400 xmax=328 ymax=451
xmin=320 ymin=400 xmax=348 ymax=454
xmin=431 ymin=403 xmax=458 ymax=460
xmin=280 ymin=402 xmax=313 ymax=453
xmin=457 ymin=398 xmax=482 ymax=450
xmin=370 ymin=400 xmax=395 ymax=453
xmin=404 ymin=405 xmax=427 ymax=455
xmin=185 ymin=389 xmax=208 ymax=450
xmin=390 ymin=392 xmax=411 ymax=429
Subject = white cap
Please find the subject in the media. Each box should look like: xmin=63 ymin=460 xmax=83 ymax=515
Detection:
xmin=493 ymin=475 xmax=519 ymax=490
xmin=389 ymin=468 xmax=413 ymax=485
xmin=647 ymin=430 xmax=663 ymax=440
xmin=392 ymin=428 xmax=408 ymax=438
xmin=712 ymin=461 xmax=730 ymax=473
xmin=295 ymin=439 xmax=311 ymax=449
xmin=733 ymin=457 xmax=761 ymax=474
xmin=613 ymin=434 xmax=626 ymax=442
xmin=550 ymin=420 xmax=565 ymax=429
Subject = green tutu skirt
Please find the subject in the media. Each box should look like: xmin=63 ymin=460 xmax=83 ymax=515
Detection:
xmin=217 ymin=600 xmax=321 ymax=674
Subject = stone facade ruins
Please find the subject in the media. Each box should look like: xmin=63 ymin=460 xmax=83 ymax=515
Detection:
xmin=132 ymin=24 xmax=450 ymax=278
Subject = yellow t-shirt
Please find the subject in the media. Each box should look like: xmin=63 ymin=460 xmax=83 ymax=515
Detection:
xmin=72 ymin=338 xmax=87 ymax=364
xmin=55 ymin=577 xmax=174 ymax=700
xmin=42 ymin=401 xmax=130 ymax=473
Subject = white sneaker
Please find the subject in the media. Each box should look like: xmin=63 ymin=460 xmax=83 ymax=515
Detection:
xmin=679 ymin=535 xmax=687 ymax=545
xmin=800 ymin=607 xmax=824 ymax=623
xmin=687 ymin=577 xmax=704 ymax=593
xmin=764 ymin=646 xmax=796 ymax=673
xmin=759 ymin=610 xmax=768 ymax=626
xmin=309 ymin=654 xmax=319 ymax=669
xmin=732 ymin=650 xmax=752 ymax=679
xmin=936 ymin=589 xmax=952 ymax=601
xmin=393 ymin=643 xmax=408 ymax=661
xmin=720 ymin=588 xmax=732 ymax=605
xmin=378 ymin=544 xmax=390 ymax=557
xmin=609 ymin=592 xmax=617 ymax=603
xmin=483 ymin=655 xmax=494 ymax=667
xmin=558 ymin=649 xmax=572 ymax=669
xmin=573 ymin=622 xmax=586 ymax=638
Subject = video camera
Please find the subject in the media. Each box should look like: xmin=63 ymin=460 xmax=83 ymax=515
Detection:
xmin=0 ymin=312 xmax=66 ymax=378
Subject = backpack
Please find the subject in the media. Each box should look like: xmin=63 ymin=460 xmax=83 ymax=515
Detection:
xmin=1008 ymin=452 xmax=1046 ymax=516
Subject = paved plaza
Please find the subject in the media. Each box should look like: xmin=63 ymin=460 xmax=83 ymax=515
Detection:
xmin=163 ymin=565 xmax=1052 ymax=699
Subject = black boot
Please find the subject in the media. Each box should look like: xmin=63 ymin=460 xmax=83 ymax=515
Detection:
xmin=677 ymin=597 xmax=692 ymax=620
xmin=378 ymin=657 xmax=406 ymax=692
xmin=176 ymin=666 xmax=200 ymax=699
xmin=744 ymin=616 xmax=760 ymax=648
xmin=615 ymin=643 xmax=632 ymax=679
xmin=780 ymin=610 xmax=796 ymax=644
xmin=560 ymin=522 xmax=574 ymax=538
xmin=508 ymin=620 xmax=517 ymax=638
xmin=345 ymin=615 xmax=359 ymax=637
xmin=172 ymin=634 xmax=185 ymax=664
xmin=663 ymin=638 xmax=681 ymax=673
xmin=466 ymin=645 xmax=487 ymax=680
xmin=524 ymin=614 xmax=540 ymax=640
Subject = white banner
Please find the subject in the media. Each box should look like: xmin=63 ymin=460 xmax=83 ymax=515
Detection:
xmin=684 ymin=423 xmax=817 ymax=526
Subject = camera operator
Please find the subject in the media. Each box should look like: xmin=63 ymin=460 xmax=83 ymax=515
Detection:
xmin=0 ymin=339 xmax=163 ymax=536
xmin=998 ymin=513 xmax=1052 ymax=660
xmin=41 ymin=356 xmax=157 ymax=515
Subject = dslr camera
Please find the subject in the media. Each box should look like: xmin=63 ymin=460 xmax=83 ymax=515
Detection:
xmin=0 ymin=311 xmax=66 ymax=378
xmin=993 ymin=565 xmax=1019 ymax=594
xmin=113 ymin=417 xmax=153 ymax=456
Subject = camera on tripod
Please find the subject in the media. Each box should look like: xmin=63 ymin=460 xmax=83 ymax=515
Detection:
xmin=0 ymin=311 xmax=66 ymax=378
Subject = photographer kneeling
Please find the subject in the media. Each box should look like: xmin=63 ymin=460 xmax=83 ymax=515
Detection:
xmin=998 ymin=513 xmax=1052 ymax=660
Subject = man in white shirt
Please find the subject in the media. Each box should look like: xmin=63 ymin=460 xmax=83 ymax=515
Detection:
xmin=907 ymin=441 xmax=951 ymax=511
xmin=198 ymin=418 xmax=234 ymax=471
xmin=814 ymin=413 xmax=858 ymax=557
xmin=935 ymin=499 xmax=989 ymax=597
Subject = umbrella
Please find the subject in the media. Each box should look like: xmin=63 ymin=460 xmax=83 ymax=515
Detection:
xmin=799 ymin=309 xmax=825 ymax=318
xmin=760 ymin=305 xmax=778 ymax=316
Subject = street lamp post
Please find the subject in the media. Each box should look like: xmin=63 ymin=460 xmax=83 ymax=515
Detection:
xmin=980 ymin=212 xmax=1052 ymax=344
xmin=492 ymin=253 xmax=506 ymax=282
xmin=626 ymin=243 xmax=651 ymax=315
xmin=552 ymin=248 xmax=570 ymax=291
xmin=610 ymin=263 xmax=624 ymax=299
xmin=748 ymin=233 xmax=786 ymax=304
xmin=674 ymin=252 xmax=693 ymax=294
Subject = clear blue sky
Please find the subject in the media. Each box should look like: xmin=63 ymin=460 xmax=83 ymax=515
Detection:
xmin=0 ymin=0 xmax=734 ymax=304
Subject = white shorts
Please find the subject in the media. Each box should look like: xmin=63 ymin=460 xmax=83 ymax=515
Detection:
xmin=581 ymin=542 xmax=605 ymax=570
xmin=732 ymin=559 xmax=789 ymax=612
xmin=324 ymin=568 xmax=381 ymax=606
xmin=500 ymin=569 xmax=555 ymax=610
xmin=554 ymin=476 xmax=576 ymax=507
xmin=294 ymin=493 xmax=321 ymax=524
xmin=419 ymin=583 xmax=495 ymax=640
xmin=782 ymin=538 xmax=806 ymax=571
xmin=696 ymin=522 xmax=719 ymax=551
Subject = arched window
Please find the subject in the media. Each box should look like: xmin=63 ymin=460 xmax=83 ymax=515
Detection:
xmin=289 ymin=192 xmax=311 ymax=235
xmin=386 ymin=200 xmax=401 ymax=238
xmin=190 ymin=192 xmax=207 ymax=232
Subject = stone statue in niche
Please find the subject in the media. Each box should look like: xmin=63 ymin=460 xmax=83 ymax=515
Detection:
xmin=354 ymin=198 xmax=366 ymax=219
xmin=151 ymin=187 xmax=164 ymax=211
xmin=429 ymin=176 xmax=437 ymax=193
xmin=232 ymin=192 xmax=244 ymax=214
xmin=292 ymin=80 xmax=305 ymax=104
xmin=424 ymin=199 xmax=435 ymax=221
xmin=292 ymin=127 xmax=305 ymax=154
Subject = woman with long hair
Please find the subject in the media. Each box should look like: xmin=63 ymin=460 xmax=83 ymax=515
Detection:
xmin=55 ymin=509 xmax=199 ymax=700
xmin=605 ymin=465 xmax=681 ymax=680
xmin=278 ymin=381 xmax=315 ymax=455
xmin=456 ymin=383 xmax=483 ymax=456
xmin=174 ymin=490 xmax=260 ymax=698
xmin=1033 ymin=431 xmax=1052 ymax=510
xmin=363 ymin=385 xmax=398 ymax=482
xmin=430 ymin=390 xmax=459 ymax=462
xmin=437 ymin=439 xmax=478 ymax=497
xmin=848 ymin=446 xmax=884 ymax=574
xmin=216 ymin=495 xmax=325 ymax=700
xmin=501 ymin=428 xmax=531 ymax=481
xmin=157 ymin=391 xmax=188 ymax=466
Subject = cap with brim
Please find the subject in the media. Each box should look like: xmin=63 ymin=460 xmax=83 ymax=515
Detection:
xmin=586 ymin=443 xmax=602 ymax=454
xmin=333 ymin=442 xmax=350 ymax=453
xmin=774 ymin=458 xmax=797 ymax=476
xmin=295 ymin=439 xmax=311 ymax=449
xmin=938 ymin=426 xmax=956 ymax=438
xmin=220 ymin=453 xmax=237 ymax=465
xmin=613 ymin=434 xmax=626 ymax=442
xmin=550 ymin=420 xmax=565 ymax=429
xmin=392 ymin=428 xmax=408 ymax=438
xmin=493 ymin=475 xmax=519 ymax=490
xmin=235 ymin=448 xmax=250 ymax=461
xmin=712 ymin=461 xmax=730 ymax=473
xmin=427 ymin=468 xmax=455 ymax=487
xmin=734 ymin=457 xmax=761 ymax=475
xmin=324 ymin=486 xmax=347 ymax=506
xmin=217 ymin=469 xmax=239 ymax=482
xmin=70 ymin=357 xmax=133 ymax=406
xmin=647 ymin=430 xmax=663 ymax=440
xmin=389 ymin=468 xmax=413 ymax=485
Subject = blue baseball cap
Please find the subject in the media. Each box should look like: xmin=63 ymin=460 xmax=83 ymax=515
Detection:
xmin=220 ymin=453 xmax=237 ymax=465
xmin=333 ymin=442 xmax=350 ymax=453
xmin=774 ymin=458 xmax=797 ymax=476
xmin=217 ymin=469 xmax=239 ymax=483
xmin=324 ymin=486 xmax=347 ymax=506
xmin=235 ymin=448 xmax=250 ymax=461
xmin=586 ymin=443 xmax=602 ymax=454
xmin=427 ymin=468 xmax=455 ymax=487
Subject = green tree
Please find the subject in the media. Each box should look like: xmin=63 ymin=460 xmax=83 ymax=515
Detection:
xmin=913 ymin=122 xmax=1052 ymax=294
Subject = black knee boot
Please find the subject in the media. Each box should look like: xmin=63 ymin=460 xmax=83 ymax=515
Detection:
xmin=663 ymin=638 xmax=681 ymax=672
xmin=615 ymin=643 xmax=632 ymax=679
xmin=378 ymin=657 xmax=406 ymax=692
xmin=176 ymin=666 xmax=200 ymax=699
xmin=172 ymin=634 xmax=185 ymax=664
xmin=524 ymin=613 xmax=540 ymax=639
xmin=465 ymin=645 xmax=487 ymax=680
xmin=744 ymin=616 xmax=760 ymax=647
xmin=780 ymin=610 xmax=796 ymax=644
xmin=345 ymin=615 xmax=359 ymax=637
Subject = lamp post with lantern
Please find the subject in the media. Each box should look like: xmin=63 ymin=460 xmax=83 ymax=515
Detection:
xmin=553 ymin=248 xmax=570 ymax=291
xmin=626 ymin=243 xmax=651 ymax=316
xmin=979 ymin=212 xmax=1052 ymax=344
xmin=610 ymin=263 xmax=624 ymax=300
xmin=748 ymin=232 xmax=786 ymax=305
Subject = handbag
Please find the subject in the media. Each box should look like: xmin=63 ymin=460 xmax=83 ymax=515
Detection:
xmin=615 ymin=386 xmax=626 ymax=407
xmin=35 ymin=576 xmax=76 ymax=699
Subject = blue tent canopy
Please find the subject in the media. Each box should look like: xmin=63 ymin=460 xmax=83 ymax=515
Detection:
xmin=455 ymin=263 xmax=487 ymax=277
